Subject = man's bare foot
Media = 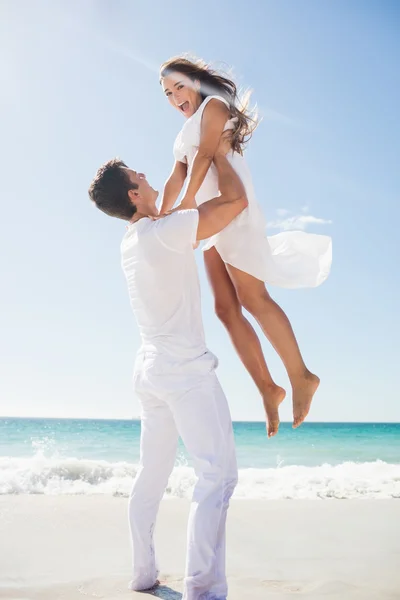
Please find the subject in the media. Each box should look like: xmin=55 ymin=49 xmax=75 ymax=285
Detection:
xmin=143 ymin=579 xmax=160 ymax=593
xmin=292 ymin=371 xmax=320 ymax=428
xmin=129 ymin=579 xmax=160 ymax=593
xmin=263 ymin=384 xmax=286 ymax=438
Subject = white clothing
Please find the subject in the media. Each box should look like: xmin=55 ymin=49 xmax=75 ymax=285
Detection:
xmin=121 ymin=211 xmax=238 ymax=600
xmin=173 ymin=95 xmax=332 ymax=288
xmin=130 ymin=353 xmax=237 ymax=600
xmin=121 ymin=210 xmax=206 ymax=359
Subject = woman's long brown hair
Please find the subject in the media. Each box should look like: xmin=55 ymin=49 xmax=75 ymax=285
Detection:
xmin=160 ymin=56 xmax=258 ymax=155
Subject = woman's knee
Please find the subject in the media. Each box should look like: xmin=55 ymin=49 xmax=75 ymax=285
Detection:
xmin=214 ymin=300 xmax=242 ymax=327
xmin=237 ymin=286 xmax=272 ymax=316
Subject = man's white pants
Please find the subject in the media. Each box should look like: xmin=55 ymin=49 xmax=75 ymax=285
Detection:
xmin=128 ymin=351 xmax=238 ymax=600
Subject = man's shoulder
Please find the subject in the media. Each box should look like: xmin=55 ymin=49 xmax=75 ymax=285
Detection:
xmin=120 ymin=218 xmax=153 ymax=252
xmin=151 ymin=209 xmax=199 ymax=233
xmin=121 ymin=210 xmax=199 ymax=255
xmin=122 ymin=217 xmax=155 ymax=238
xmin=163 ymin=208 xmax=199 ymax=226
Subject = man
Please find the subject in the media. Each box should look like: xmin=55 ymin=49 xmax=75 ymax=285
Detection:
xmin=88 ymin=138 xmax=248 ymax=600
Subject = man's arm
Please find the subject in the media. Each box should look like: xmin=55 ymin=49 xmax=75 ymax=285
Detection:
xmin=196 ymin=143 xmax=248 ymax=241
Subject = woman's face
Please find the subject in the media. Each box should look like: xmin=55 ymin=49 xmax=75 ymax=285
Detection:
xmin=161 ymin=71 xmax=202 ymax=119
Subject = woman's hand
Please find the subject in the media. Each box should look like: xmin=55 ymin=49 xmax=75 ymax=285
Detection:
xmin=179 ymin=196 xmax=197 ymax=210
xmin=155 ymin=204 xmax=191 ymax=217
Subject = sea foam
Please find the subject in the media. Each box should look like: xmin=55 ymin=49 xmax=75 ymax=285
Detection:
xmin=1 ymin=453 xmax=399 ymax=499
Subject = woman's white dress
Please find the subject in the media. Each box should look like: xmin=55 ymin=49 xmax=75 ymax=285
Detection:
xmin=173 ymin=95 xmax=332 ymax=288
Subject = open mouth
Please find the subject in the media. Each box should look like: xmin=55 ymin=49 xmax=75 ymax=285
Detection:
xmin=179 ymin=101 xmax=190 ymax=113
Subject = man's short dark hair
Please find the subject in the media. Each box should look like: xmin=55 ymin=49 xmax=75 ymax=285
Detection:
xmin=88 ymin=158 xmax=138 ymax=220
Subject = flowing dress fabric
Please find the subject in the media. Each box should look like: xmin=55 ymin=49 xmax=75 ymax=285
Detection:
xmin=173 ymin=95 xmax=332 ymax=287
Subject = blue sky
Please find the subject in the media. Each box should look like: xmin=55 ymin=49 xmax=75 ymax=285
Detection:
xmin=1 ymin=0 xmax=399 ymax=422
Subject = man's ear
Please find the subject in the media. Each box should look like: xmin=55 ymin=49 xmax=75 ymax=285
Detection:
xmin=128 ymin=188 xmax=140 ymax=204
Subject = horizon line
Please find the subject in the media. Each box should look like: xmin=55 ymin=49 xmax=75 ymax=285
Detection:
xmin=1 ymin=416 xmax=399 ymax=425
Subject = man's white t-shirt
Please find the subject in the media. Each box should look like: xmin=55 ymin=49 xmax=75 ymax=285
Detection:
xmin=121 ymin=209 xmax=207 ymax=360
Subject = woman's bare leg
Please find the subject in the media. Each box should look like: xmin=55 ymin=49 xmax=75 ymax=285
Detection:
xmin=204 ymin=248 xmax=285 ymax=437
xmin=226 ymin=264 xmax=320 ymax=428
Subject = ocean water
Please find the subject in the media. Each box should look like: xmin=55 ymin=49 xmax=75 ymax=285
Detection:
xmin=1 ymin=418 xmax=399 ymax=499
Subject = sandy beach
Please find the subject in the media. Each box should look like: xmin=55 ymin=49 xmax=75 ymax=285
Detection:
xmin=0 ymin=496 xmax=399 ymax=600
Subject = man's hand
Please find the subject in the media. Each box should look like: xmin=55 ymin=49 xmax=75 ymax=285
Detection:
xmin=216 ymin=131 xmax=233 ymax=156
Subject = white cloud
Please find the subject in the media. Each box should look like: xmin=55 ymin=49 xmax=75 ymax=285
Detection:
xmin=301 ymin=205 xmax=310 ymax=213
xmin=268 ymin=215 xmax=332 ymax=232
xmin=276 ymin=208 xmax=290 ymax=217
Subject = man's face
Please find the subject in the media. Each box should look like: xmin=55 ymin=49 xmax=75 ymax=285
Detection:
xmin=124 ymin=168 xmax=158 ymax=208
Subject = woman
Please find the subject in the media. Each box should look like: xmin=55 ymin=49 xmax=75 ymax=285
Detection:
xmin=159 ymin=56 xmax=332 ymax=437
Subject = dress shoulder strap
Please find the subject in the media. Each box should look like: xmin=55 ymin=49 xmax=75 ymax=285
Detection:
xmin=198 ymin=95 xmax=230 ymax=115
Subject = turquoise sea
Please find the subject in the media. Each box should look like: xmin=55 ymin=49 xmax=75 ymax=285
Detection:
xmin=1 ymin=418 xmax=399 ymax=499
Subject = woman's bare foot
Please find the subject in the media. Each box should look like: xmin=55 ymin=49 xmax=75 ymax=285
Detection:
xmin=292 ymin=371 xmax=320 ymax=428
xmin=263 ymin=384 xmax=286 ymax=438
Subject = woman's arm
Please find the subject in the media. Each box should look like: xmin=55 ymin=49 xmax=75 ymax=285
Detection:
xmin=180 ymin=99 xmax=230 ymax=209
xmin=197 ymin=145 xmax=248 ymax=241
xmin=159 ymin=160 xmax=188 ymax=214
